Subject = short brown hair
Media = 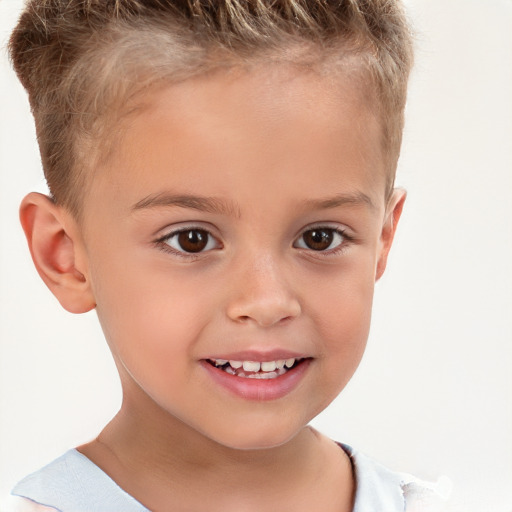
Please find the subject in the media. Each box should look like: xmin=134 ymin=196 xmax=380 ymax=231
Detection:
xmin=9 ymin=0 xmax=414 ymax=218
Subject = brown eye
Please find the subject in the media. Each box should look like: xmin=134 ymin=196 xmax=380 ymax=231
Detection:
xmin=302 ymin=229 xmax=333 ymax=250
xmin=164 ymin=229 xmax=218 ymax=254
xmin=295 ymin=228 xmax=345 ymax=252
xmin=177 ymin=230 xmax=208 ymax=252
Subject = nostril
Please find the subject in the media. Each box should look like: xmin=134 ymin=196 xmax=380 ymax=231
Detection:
xmin=226 ymin=292 xmax=302 ymax=327
xmin=232 ymin=313 xmax=293 ymax=327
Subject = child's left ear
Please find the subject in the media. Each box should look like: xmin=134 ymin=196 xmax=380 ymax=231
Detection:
xmin=375 ymin=188 xmax=406 ymax=281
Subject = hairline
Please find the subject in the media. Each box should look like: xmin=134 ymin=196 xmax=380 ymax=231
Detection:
xmin=70 ymin=49 xmax=393 ymax=222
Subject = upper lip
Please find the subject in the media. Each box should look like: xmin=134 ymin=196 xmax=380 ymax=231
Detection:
xmin=203 ymin=350 xmax=309 ymax=362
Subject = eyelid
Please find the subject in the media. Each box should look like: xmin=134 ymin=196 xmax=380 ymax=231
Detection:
xmin=293 ymin=223 xmax=353 ymax=254
xmin=294 ymin=222 xmax=353 ymax=239
xmin=153 ymin=220 xmax=219 ymax=239
xmin=153 ymin=222 xmax=353 ymax=258
xmin=154 ymin=223 xmax=222 ymax=257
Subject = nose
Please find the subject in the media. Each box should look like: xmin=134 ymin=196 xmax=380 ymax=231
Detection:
xmin=226 ymin=254 xmax=301 ymax=328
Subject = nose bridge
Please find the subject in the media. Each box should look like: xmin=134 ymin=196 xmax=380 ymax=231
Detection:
xmin=226 ymin=248 xmax=301 ymax=327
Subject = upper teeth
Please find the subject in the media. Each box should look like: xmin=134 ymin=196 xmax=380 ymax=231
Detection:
xmin=243 ymin=361 xmax=261 ymax=372
xmin=212 ymin=358 xmax=297 ymax=371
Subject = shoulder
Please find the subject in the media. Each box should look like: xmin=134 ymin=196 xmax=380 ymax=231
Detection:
xmin=10 ymin=450 xmax=149 ymax=512
xmin=340 ymin=444 xmax=453 ymax=512
xmin=1 ymin=495 xmax=57 ymax=512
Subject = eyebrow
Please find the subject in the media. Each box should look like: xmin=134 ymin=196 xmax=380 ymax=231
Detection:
xmin=132 ymin=193 xmax=242 ymax=218
xmin=300 ymin=192 xmax=376 ymax=211
xmin=132 ymin=190 xmax=375 ymax=216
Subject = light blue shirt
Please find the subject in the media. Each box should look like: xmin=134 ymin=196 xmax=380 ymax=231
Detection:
xmin=11 ymin=444 xmax=447 ymax=512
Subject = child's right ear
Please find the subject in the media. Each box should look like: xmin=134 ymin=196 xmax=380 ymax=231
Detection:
xmin=19 ymin=192 xmax=96 ymax=314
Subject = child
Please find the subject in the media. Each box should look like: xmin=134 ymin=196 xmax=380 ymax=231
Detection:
xmin=6 ymin=1 xmax=449 ymax=510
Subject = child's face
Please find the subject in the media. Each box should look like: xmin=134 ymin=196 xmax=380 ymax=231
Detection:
xmin=74 ymin=65 xmax=402 ymax=449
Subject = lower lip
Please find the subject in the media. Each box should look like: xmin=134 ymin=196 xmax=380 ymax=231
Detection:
xmin=201 ymin=359 xmax=311 ymax=401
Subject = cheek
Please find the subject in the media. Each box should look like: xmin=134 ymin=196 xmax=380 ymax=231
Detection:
xmin=320 ymin=282 xmax=374 ymax=346
xmin=90 ymin=253 xmax=214 ymax=367
xmin=93 ymin=274 xmax=214 ymax=403
xmin=307 ymin=259 xmax=376 ymax=385
xmin=311 ymin=256 xmax=376 ymax=336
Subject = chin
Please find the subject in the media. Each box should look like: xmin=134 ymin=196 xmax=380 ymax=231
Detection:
xmin=207 ymin=420 xmax=306 ymax=452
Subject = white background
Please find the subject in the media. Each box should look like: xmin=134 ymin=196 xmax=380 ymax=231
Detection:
xmin=1 ymin=0 xmax=511 ymax=510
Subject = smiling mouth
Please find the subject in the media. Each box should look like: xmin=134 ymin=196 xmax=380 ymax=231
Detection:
xmin=206 ymin=358 xmax=306 ymax=379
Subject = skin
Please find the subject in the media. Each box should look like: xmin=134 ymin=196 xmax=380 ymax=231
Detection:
xmin=20 ymin=64 xmax=405 ymax=511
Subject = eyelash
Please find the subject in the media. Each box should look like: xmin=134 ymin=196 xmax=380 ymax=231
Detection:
xmin=154 ymin=225 xmax=353 ymax=259
xmin=294 ymin=226 xmax=353 ymax=257
xmin=155 ymin=227 xmax=220 ymax=260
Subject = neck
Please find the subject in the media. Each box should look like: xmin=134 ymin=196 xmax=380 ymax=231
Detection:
xmin=78 ymin=376 xmax=354 ymax=512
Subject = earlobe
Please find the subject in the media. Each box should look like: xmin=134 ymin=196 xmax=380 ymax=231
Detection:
xmin=20 ymin=192 xmax=96 ymax=313
xmin=375 ymin=189 xmax=406 ymax=281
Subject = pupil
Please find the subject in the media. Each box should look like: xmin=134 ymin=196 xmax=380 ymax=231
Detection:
xmin=304 ymin=229 xmax=333 ymax=251
xmin=178 ymin=230 xmax=208 ymax=253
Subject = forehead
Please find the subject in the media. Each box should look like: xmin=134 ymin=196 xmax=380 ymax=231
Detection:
xmin=86 ymin=64 xmax=386 ymax=218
